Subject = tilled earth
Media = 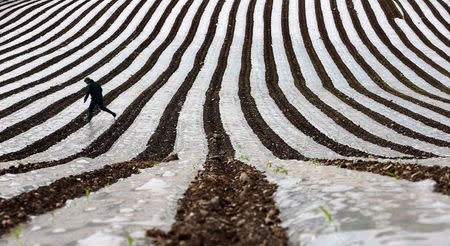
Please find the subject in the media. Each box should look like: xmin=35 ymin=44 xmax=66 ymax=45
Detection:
xmin=147 ymin=159 xmax=288 ymax=245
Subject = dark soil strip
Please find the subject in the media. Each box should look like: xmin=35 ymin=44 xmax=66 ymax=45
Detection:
xmin=0 ymin=0 xmax=66 ymax=39
xmin=0 ymin=0 xmax=47 ymax=29
xmin=0 ymin=0 xmax=32 ymax=14
xmin=0 ymin=0 xmax=82 ymax=48
xmin=314 ymin=0 xmax=450 ymax=145
xmin=320 ymin=159 xmax=450 ymax=196
xmin=202 ymin=0 xmax=240 ymax=160
xmin=0 ymin=0 xmax=199 ymax=171
xmin=361 ymin=0 xmax=450 ymax=95
xmin=270 ymin=0 xmax=378 ymax=159
xmin=238 ymin=0 xmax=306 ymax=160
xmin=421 ymin=0 xmax=450 ymax=36
xmin=405 ymin=0 xmax=450 ymax=46
xmin=394 ymin=0 xmax=450 ymax=64
xmin=133 ymin=0 xmax=225 ymax=162
xmin=297 ymin=0 xmax=435 ymax=158
xmin=0 ymin=159 xmax=158 ymax=236
xmin=436 ymin=0 xmax=450 ymax=15
xmin=149 ymin=7 xmax=289 ymax=239
xmin=330 ymin=0 xmax=450 ymax=118
xmin=0 ymin=0 xmax=122 ymax=84
xmin=0 ymin=0 xmax=100 ymax=65
xmin=0 ymin=0 xmax=165 ymax=142
xmin=375 ymin=0 xmax=450 ymax=78
xmin=148 ymin=159 xmax=288 ymax=245
xmin=0 ymin=0 xmax=142 ymax=102
xmin=344 ymin=0 xmax=450 ymax=104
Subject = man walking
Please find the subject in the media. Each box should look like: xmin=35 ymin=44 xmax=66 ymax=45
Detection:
xmin=83 ymin=77 xmax=116 ymax=122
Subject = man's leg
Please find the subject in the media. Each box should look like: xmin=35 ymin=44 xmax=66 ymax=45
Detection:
xmin=87 ymin=101 xmax=96 ymax=122
xmin=98 ymin=101 xmax=116 ymax=117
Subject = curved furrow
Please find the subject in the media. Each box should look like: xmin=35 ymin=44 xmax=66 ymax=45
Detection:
xmin=371 ymin=0 xmax=450 ymax=79
xmin=0 ymin=0 xmax=55 ymax=31
xmin=0 ymin=0 xmax=101 ymax=65
xmin=393 ymin=0 xmax=450 ymax=70
xmin=266 ymin=0 xmax=376 ymax=158
xmin=0 ymin=0 xmax=152 ymax=128
xmin=0 ymin=0 xmax=66 ymax=40
xmin=0 ymin=0 xmax=121 ymax=84
xmin=0 ymin=0 xmax=46 ymax=27
xmin=313 ymin=0 xmax=450 ymax=146
xmin=343 ymin=0 xmax=450 ymax=104
xmin=298 ymin=0 xmax=437 ymax=158
xmin=0 ymin=0 xmax=28 ymax=14
xmin=0 ymin=0 xmax=36 ymax=14
xmin=0 ymin=0 xmax=145 ymax=107
xmin=403 ymin=0 xmax=450 ymax=44
xmin=329 ymin=0 xmax=450 ymax=127
xmin=359 ymin=0 xmax=450 ymax=95
xmin=437 ymin=0 xmax=450 ymax=13
xmin=133 ymin=0 xmax=226 ymax=162
xmin=238 ymin=0 xmax=306 ymax=161
xmin=420 ymin=0 xmax=450 ymax=31
xmin=277 ymin=0 xmax=399 ymax=158
xmin=0 ymin=0 xmax=82 ymax=48
xmin=0 ymin=0 xmax=203 ymax=171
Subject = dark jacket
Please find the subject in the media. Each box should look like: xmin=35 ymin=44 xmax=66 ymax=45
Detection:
xmin=84 ymin=81 xmax=103 ymax=103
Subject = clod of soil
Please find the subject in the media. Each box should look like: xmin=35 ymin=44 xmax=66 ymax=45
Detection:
xmin=147 ymin=159 xmax=288 ymax=245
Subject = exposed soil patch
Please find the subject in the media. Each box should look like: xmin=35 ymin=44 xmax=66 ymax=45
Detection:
xmin=321 ymin=159 xmax=450 ymax=196
xmin=147 ymin=159 xmax=288 ymax=246
xmin=0 ymin=160 xmax=159 ymax=236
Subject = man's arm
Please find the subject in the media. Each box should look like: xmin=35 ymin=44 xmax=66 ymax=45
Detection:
xmin=83 ymin=85 xmax=90 ymax=103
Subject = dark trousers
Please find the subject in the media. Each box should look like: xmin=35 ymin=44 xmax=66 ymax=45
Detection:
xmin=87 ymin=100 xmax=115 ymax=121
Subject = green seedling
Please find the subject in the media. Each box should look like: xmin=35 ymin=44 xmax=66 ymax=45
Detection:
xmin=85 ymin=188 xmax=91 ymax=206
xmin=266 ymin=162 xmax=273 ymax=168
xmin=385 ymin=171 xmax=399 ymax=180
xmin=296 ymin=178 xmax=308 ymax=185
xmin=274 ymin=165 xmax=288 ymax=175
xmin=239 ymin=155 xmax=250 ymax=161
xmin=123 ymin=230 xmax=145 ymax=246
xmin=136 ymin=169 xmax=141 ymax=174
xmin=313 ymin=206 xmax=332 ymax=223
xmin=11 ymin=225 xmax=22 ymax=246
xmin=414 ymin=158 xmax=419 ymax=164
xmin=310 ymin=158 xmax=322 ymax=166
xmin=395 ymin=158 xmax=402 ymax=163
xmin=336 ymin=164 xmax=340 ymax=168
xmin=106 ymin=182 xmax=110 ymax=187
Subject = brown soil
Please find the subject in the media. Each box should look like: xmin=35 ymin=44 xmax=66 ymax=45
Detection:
xmin=344 ymin=0 xmax=450 ymax=103
xmin=0 ymin=160 xmax=159 ymax=236
xmin=314 ymin=0 xmax=450 ymax=143
xmin=0 ymin=0 xmax=67 ymax=39
xmin=329 ymin=0 xmax=450 ymax=118
xmin=0 ymin=0 xmax=53 ymax=31
xmin=321 ymin=159 xmax=450 ymax=196
xmin=147 ymin=159 xmax=288 ymax=245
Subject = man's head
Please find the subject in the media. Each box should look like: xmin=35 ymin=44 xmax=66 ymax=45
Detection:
xmin=84 ymin=77 xmax=93 ymax=84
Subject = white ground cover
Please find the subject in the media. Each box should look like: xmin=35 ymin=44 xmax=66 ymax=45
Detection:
xmin=0 ymin=0 xmax=123 ymax=84
xmin=0 ymin=0 xmax=147 ymax=113
xmin=0 ymin=0 xmax=183 ymax=157
xmin=304 ymin=0 xmax=449 ymax=156
xmin=321 ymin=0 xmax=450 ymax=127
xmin=0 ymin=0 xmax=69 ymax=44
xmin=352 ymin=0 xmax=449 ymax=99
xmin=0 ymin=0 xmax=53 ymax=27
xmin=0 ymin=160 xmax=200 ymax=246
xmin=335 ymin=0 xmax=450 ymax=113
xmin=398 ymin=0 xmax=450 ymax=39
xmin=429 ymin=0 xmax=450 ymax=24
xmin=0 ymin=0 xmax=449 ymax=244
xmin=367 ymin=0 xmax=450 ymax=85
xmin=0 ymin=0 xmax=100 ymax=62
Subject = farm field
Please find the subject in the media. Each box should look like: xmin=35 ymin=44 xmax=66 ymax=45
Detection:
xmin=0 ymin=0 xmax=449 ymax=245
